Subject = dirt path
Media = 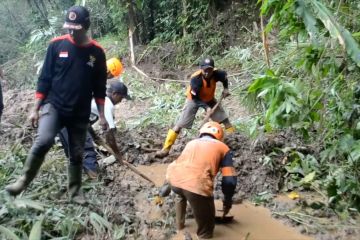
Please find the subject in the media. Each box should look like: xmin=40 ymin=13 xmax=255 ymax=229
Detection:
xmin=136 ymin=164 xmax=312 ymax=240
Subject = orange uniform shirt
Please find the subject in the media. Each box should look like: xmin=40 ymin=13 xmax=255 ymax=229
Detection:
xmin=186 ymin=70 xmax=228 ymax=103
xmin=166 ymin=137 xmax=236 ymax=197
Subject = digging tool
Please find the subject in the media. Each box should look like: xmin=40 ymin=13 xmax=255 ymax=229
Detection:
xmin=199 ymin=95 xmax=224 ymax=127
xmin=88 ymin=127 xmax=156 ymax=186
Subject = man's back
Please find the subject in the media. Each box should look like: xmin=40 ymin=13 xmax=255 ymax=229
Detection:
xmin=166 ymin=137 xmax=230 ymax=197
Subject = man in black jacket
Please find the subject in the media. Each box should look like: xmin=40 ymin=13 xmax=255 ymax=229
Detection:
xmin=5 ymin=6 xmax=108 ymax=204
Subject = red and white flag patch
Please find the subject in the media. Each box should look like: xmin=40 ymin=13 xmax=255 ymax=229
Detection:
xmin=59 ymin=51 xmax=68 ymax=58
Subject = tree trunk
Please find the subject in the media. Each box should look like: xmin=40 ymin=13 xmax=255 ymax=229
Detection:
xmin=129 ymin=28 xmax=135 ymax=65
xmin=260 ymin=5 xmax=270 ymax=68
xmin=127 ymin=0 xmax=138 ymax=45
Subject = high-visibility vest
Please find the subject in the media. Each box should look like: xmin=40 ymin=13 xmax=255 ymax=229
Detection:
xmin=166 ymin=137 xmax=235 ymax=197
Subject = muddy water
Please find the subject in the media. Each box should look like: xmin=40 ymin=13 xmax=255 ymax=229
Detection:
xmin=136 ymin=164 xmax=313 ymax=240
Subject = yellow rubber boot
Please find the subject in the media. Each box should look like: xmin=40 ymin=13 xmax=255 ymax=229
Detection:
xmin=155 ymin=129 xmax=178 ymax=158
xmin=225 ymin=126 xmax=235 ymax=134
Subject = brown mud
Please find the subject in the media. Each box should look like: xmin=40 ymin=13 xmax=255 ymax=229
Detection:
xmin=137 ymin=164 xmax=313 ymax=240
xmin=1 ymin=81 xmax=359 ymax=239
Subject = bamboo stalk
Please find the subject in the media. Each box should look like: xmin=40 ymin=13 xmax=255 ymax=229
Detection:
xmin=260 ymin=0 xmax=270 ymax=68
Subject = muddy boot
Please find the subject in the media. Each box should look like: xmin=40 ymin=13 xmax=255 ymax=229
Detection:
xmin=155 ymin=129 xmax=178 ymax=158
xmin=68 ymin=164 xmax=86 ymax=205
xmin=176 ymin=196 xmax=187 ymax=230
xmin=5 ymin=154 xmax=44 ymax=196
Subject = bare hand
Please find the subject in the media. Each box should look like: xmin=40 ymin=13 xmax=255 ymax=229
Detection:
xmin=29 ymin=110 xmax=39 ymax=128
xmin=206 ymin=107 xmax=212 ymax=115
xmin=99 ymin=116 xmax=108 ymax=131
xmin=222 ymin=88 xmax=230 ymax=98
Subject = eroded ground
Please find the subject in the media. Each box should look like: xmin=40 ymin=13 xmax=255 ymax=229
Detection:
xmin=1 ymin=76 xmax=359 ymax=240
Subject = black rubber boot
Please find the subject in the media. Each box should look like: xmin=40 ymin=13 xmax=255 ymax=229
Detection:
xmin=5 ymin=154 xmax=45 ymax=196
xmin=68 ymin=164 xmax=86 ymax=205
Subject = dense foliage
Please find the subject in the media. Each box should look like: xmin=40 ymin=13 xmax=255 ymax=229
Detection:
xmin=244 ymin=0 xmax=360 ymax=213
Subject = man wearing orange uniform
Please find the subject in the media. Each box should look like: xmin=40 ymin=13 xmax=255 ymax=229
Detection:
xmin=166 ymin=122 xmax=237 ymax=239
xmin=156 ymin=58 xmax=235 ymax=158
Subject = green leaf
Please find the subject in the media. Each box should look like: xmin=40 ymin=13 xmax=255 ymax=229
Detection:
xmin=310 ymin=0 xmax=360 ymax=67
xmin=295 ymin=0 xmax=318 ymax=40
xmin=0 ymin=225 xmax=21 ymax=240
xmin=89 ymin=212 xmax=112 ymax=234
xmin=13 ymin=199 xmax=45 ymax=211
xmin=29 ymin=217 xmax=44 ymax=240
xmin=300 ymin=171 xmax=316 ymax=184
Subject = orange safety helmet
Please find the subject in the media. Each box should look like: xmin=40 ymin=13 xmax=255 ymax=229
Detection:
xmin=199 ymin=121 xmax=224 ymax=141
xmin=106 ymin=58 xmax=123 ymax=77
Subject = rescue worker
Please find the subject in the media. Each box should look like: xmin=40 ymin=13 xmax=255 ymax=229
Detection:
xmin=58 ymin=58 xmax=129 ymax=179
xmin=166 ymin=121 xmax=237 ymax=239
xmin=156 ymin=58 xmax=235 ymax=158
xmin=5 ymin=6 xmax=107 ymax=204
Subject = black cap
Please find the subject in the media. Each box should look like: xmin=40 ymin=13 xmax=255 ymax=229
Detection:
xmin=108 ymin=82 xmax=131 ymax=100
xmin=200 ymin=58 xmax=215 ymax=69
xmin=63 ymin=6 xmax=90 ymax=30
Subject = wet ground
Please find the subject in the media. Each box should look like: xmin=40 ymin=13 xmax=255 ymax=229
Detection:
xmin=137 ymin=164 xmax=313 ymax=240
xmin=1 ymin=84 xmax=359 ymax=239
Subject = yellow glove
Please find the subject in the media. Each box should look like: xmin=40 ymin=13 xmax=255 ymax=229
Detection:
xmin=154 ymin=195 xmax=164 ymax=206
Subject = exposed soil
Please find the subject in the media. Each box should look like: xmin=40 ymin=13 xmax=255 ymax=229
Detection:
xmin=1 ymin=73 xmax=359 ymax=240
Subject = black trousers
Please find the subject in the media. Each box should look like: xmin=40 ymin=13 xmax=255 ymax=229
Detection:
xmin=172 ymin=186 xmax=215 ymax=239
xmin=30 ymin=103 xmax=88 ymax=166
xmin=58 ymin=127 xmax=98 ymax=172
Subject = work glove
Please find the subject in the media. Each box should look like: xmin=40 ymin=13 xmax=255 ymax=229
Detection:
xmin=222 ymin=199 xmax=232 ymax=217
xmin=222 ymin=88 xmax=230 ymax=98
xmin=154 ymin=195 xmax=164 ymax=206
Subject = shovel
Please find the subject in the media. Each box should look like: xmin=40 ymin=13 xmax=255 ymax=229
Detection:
xmin=199 ymin=95 xmax=224 ymax=127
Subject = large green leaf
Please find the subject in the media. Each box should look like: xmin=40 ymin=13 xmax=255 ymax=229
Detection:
xmin=0 ymin=225 xmax=21 ymax=240
xmin=310 ymin=0 xmax=360 ymax=67
xmin=29 ymin=217 xmax=44 ymax=240
xmin=294 ymin=0 xmax=318 ymax=40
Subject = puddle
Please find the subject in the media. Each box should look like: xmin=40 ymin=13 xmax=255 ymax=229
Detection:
xmin=136 ymin=164 xmax=313 ymax=240
xmin=137 ymin=163 xmax=169 ymax=187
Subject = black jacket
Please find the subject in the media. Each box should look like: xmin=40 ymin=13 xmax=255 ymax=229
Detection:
xmin=37 ymin=34 xmax=107 ymax=121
